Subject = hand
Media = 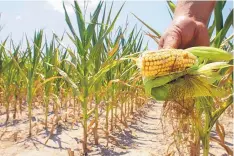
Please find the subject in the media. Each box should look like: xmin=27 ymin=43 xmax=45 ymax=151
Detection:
xmin=159 ymin=16 xmax=210 ymax=49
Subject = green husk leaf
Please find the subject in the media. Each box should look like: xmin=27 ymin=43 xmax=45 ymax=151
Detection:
xmin=196 ymin=62 xmax=231 ymax=76
xmin=151 ymin=76 xmax=227 ymax=101
xmin=186 ymin=46 xmax=232 ymax=61
xmin=143 ymin=66 xmax=198 ymax=96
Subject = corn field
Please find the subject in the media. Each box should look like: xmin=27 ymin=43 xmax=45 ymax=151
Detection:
xmin=0 ymin=1 xmax=149 ymax=154
xmin=0 ymin=1 xmax=233 ymax=156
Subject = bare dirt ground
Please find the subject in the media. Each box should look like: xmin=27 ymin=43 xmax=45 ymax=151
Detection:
xmin=0 ymin=101 xmax=233 ymax=156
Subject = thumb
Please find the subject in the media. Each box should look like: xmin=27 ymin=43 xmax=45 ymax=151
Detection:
xmin=163 ymin=33 xmax=181 ymax=49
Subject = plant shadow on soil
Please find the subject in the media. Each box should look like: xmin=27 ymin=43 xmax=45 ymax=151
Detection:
xmin=14 ymin=125 xmax=70 ymax=151
xmin=1 ymin=102 xmax=233 ymax=156
xmin=210 ymin=131 xmax=233 ymax=147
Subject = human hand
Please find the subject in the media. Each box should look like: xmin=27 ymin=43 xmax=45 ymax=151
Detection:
xmin=159 ymin=16 xmax=210 ymax=49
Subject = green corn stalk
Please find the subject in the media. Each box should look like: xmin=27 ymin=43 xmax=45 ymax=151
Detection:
xmin=26 ymin=30 xmax=43 ymax=136
xmin=43 ymin=37 xmax=58 ymax=128
xmin=3 ymin=54 xmax=14 ymax=123
xmin=62 ymin=1 xmax=125 ymax=153
xmin=1 ymin=31 xmax=43 ymax=135
xmin=11 ymin=41 xmax=22 ymax=120
xmin=0 ymin=38 xmax=11 ymax=123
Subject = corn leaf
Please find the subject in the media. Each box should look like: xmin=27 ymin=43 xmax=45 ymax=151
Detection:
xmin=73 ymin=1 xmax=86 ymax=43
xmin=132 ymin=13 xmax=161 ymax=38
xmin=214 ymin=1 xmax=224 ymax=34
xmin=212 ymin=9 xmax=233 ymax=47
xmin=166 ymin=0 xmax=176 ymax=13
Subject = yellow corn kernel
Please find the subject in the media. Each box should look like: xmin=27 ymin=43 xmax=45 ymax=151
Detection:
xmin=138 ymin=49 xmax=197 ymax=77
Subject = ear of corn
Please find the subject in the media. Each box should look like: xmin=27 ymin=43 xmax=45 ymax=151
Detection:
xmin=137 ymin=49 xmax=197 ymax=78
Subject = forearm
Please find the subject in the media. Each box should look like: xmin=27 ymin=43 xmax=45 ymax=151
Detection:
xmin=174 ymin=1 xmax=216 ymax=25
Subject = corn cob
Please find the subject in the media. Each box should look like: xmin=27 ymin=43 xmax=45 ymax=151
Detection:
xmin=137 ymin=49 xmax=197 ymax=77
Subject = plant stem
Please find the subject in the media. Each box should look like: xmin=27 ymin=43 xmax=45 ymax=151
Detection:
xmin=83 ymin=83 xmax=88 ymax=153
xmin=202 ymin=133 xmax=210 ymax=156
xmin=45 ymin=96 xmax=49 ymax=128
xmin=73 ymin=95 xmax=76 ymax=117
xmin=5 ymin=99 xmax=9 ymax=123
xmin=27 ymin=81 xmax=33 ymax=137
xmin=94 ymin=91 xmax=99 ymax=145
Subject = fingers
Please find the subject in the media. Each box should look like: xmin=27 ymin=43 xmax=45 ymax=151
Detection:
xmin=159 ymin=30 xmax=181 ymax=49
xmin=158 ymin=37 xmax=164 ymax=49
xmin=158 ymin=17 xmax=209 ymax=50
xmin=163 ymin=32 xmax=181 ymax=49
